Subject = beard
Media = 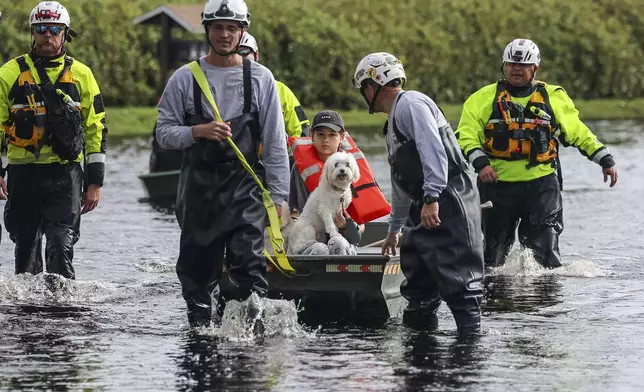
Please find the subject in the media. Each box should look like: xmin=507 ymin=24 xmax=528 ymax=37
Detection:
xmin=34 ymin=39 xmax=63 ymax=57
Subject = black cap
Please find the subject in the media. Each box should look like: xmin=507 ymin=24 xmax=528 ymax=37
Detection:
xmin=311 ymin=110 xmax=345 ymax=133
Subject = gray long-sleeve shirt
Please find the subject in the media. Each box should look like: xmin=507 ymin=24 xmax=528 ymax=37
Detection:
xmin=155 ymin=58 xmax=289 ymax=204
xmin=385 ymin=90 xmax=449 ymax=233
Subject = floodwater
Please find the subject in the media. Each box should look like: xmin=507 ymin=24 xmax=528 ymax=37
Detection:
xmin=0 ymin=120 xmax=642 ymax=391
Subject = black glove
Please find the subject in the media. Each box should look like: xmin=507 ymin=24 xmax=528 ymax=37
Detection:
xmin=472 ymin=156 xmax=491 ymax=173
xmin=599 ymin=154 xmax=615 ymax=169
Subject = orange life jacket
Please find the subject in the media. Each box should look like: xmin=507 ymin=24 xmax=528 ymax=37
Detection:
xmin=5 ymin=55 xmax=80 ymax=158
xmin=289 ymin=134 xmax=391 ymax=224
xmin=484 ymin=80 xmax=558 ymax=168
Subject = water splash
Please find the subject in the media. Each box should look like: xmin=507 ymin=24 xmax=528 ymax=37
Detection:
xmin=196 ymin=293 xmax=314 ymax=342
xmin=135 ymin=259 xmax=175 ymax=273
xmin=532 ymin=306 xmax=576 ymax=318
xmin=551 ymin=259 xmax=611 ymax=278
xmin=0 ymin=272 xmax=122 ymax=305
xmin=489 ymin=247 xmax=611 ymax=278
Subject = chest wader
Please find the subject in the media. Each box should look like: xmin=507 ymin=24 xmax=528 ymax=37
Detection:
xmin=482 ymin=81 xmax=563 ymax=269
xmin=3 ymin=56 xmax=84 ymax=279
xmin=174 ymin=58 xmax=267 ymax=326
xmin=150 ymin=122 xmax=183 ymax=173
xmin=483 ymin=173 xmax=563 ymax=269
xmin=4 ymin=163 xmax=83 ymax=279
xmin=386 ymin=94 xmax=485 ymax=335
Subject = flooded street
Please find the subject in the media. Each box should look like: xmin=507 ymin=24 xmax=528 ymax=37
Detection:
xmin=0 ymin=120 xmax=642 ymax=391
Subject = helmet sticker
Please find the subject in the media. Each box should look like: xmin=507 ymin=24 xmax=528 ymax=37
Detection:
xmin=384 ymin=55 xmax=399 ymax=65
xmin=33 ymin=9 xmax=62 ymax=22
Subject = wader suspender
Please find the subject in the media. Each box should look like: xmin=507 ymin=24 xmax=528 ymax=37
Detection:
xmin=390 ymin=93 xmax=449 ymax=144
xmin=191 ymin=59 xmax=252 ymax=125
xmin=242 ymin=57 xmax=251 ymax=114
xmin=387 ymin=92 xmax=407 ymax=143
xmin=187 ymin=59 xmax=295 ymax=277
xmin=192 ymin=59 xmax=252 ymax=116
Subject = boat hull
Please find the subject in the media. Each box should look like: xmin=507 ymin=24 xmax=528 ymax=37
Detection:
xmin=138 ymin=170 xmax=180 ymax=202
xmin=220 ymin=250 xmax=407 ymax=323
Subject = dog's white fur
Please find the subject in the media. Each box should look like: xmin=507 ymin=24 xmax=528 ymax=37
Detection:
xmin=287 ymin=151 xmax=360 ymax=254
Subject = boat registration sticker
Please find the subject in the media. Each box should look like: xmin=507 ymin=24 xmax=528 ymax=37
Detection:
xmin=325 ymin=264 xmax=384 ymax=273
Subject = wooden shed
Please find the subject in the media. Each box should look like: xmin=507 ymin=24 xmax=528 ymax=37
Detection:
xmin=133 ymin=4 xmax=208 ymax=92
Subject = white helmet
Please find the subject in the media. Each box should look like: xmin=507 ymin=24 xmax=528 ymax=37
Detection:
xmin=30 ymin=1 xmax=70 ymax=27
xmin=239 ymin=33 xmax=258 ymax=54
xmin=353 ymin=52 xmax=406 ymax=90
xmin=503 ymin=38 xmax=541 ymax=66
xmin=202 ymin=0 xmax=250 ymax=27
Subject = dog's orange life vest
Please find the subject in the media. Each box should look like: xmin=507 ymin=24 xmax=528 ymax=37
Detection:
xmin=289 ymin=135 xmax=391 ymax=224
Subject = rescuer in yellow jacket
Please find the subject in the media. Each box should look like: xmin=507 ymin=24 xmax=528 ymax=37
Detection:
xmin=0 ymin=1 xmax=107 ymax=279
xmin=238 ymin=33 xmax=310 ymax=138
xmin=456 ymin=38 xmax=618 ymax=269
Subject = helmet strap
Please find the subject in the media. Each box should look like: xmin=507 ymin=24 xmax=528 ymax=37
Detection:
xmin=531 ymin=65 xmax=538 ymax=83
xmin=204 ymin=25 xmax=243 ymax=57
xmin=500 ymin=63 xmax=537 ymax=86
xmin=360 ymin=84 xmax=382 ymax=114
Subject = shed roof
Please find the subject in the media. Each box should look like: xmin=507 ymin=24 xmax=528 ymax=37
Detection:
xmin=133 ymin=4 xmax=203 ymax=34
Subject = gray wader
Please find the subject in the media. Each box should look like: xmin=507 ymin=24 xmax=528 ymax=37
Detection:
xmin=388 ymin=97 xmax=485 ymax=335
xmin=175 ymin=58 xmax=267 ymax=326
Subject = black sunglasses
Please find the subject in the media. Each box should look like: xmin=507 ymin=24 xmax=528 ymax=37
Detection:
xmin=33 ymin=24 xmax=64 ymax=36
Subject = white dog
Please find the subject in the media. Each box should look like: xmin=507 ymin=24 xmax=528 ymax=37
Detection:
xmin=287 ymin=151 xmax=360 ymax=254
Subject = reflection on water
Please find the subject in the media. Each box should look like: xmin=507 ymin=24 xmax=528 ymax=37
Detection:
xmin=396 ymin=332 xmax=485 ymax=392
xmin=0 ymin=304 xmax=105 ymax=391
xmin=0 ymin=120 xmax=642 ymax=391
xmin=174 ymin=333 xmax=259 ymax=392
xmin=485 ymin=274 xmax=563 ymax=314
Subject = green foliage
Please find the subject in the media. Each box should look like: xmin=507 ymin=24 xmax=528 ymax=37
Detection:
xmin=109 ymin=98 xmax=644 ymax=137
xmin=0 ymin=0 xmax=176 ymax=106
xmin=1 ymin=0 xmax=643 ymax=108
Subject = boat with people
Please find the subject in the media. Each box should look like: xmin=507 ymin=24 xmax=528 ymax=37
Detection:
xmin=139 ymin=161 xmax=407 ymax=321
xmin=221 ymin=220 xmax=407 ymax=323
xmin=138 ymin=125 xmax=406 ymax=323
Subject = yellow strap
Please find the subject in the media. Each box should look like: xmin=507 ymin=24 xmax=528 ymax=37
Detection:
xmin=187 ymin=61 xmax=295 ymax=276
xmin=26 ymin=94 xmax=37 ymax=110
